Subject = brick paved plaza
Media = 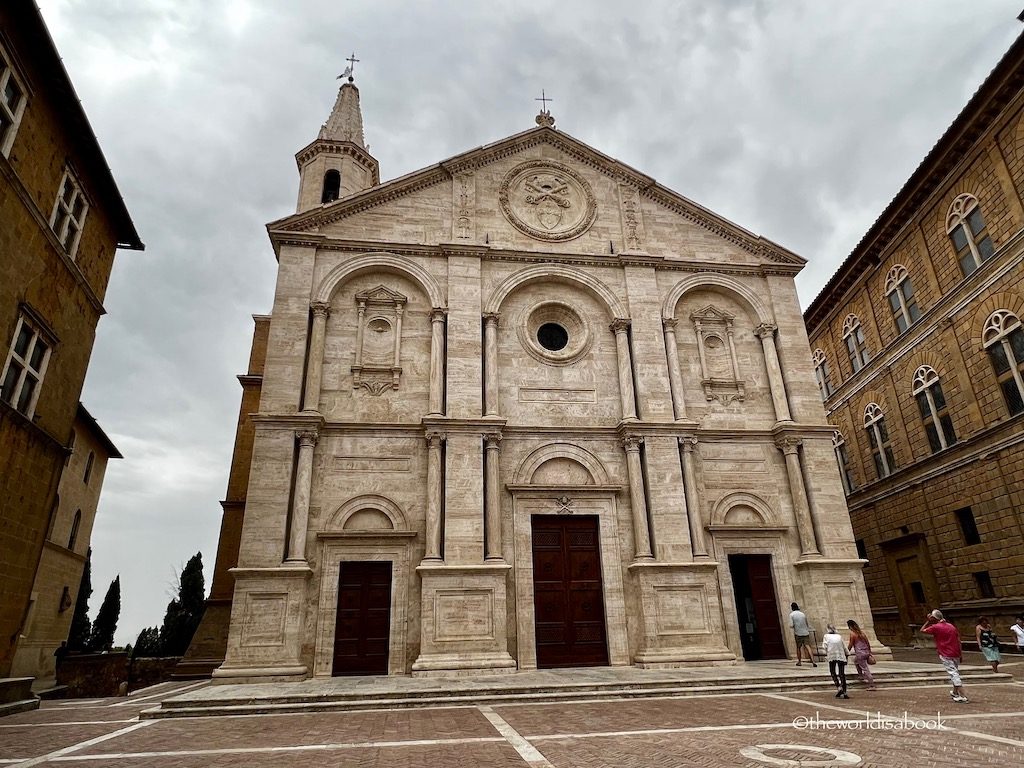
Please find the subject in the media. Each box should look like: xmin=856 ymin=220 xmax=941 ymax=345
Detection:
xmin=2 ymin=657 xmax=1022 ymax=768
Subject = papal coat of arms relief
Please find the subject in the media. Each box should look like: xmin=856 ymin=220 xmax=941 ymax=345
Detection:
xmin=499 ymin=159 xmax=597 ymax=241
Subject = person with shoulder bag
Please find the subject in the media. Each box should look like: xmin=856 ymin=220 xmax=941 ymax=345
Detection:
xmin=847 ymin=619 xmax=876 ymax=690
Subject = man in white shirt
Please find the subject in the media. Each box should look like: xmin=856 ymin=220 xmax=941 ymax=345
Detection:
xmin=790 ymin=602 xmax=817 ymax=667
xmin=1011 ymin=615 xmax=1024 ymax=655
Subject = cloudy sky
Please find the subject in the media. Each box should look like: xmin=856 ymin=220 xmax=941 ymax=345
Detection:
xmin=36 ymin=1 xmax=1021 ymax=644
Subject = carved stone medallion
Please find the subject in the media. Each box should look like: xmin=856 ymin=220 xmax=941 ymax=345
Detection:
xmin=499 ymin=160 xmax=597 ymax=242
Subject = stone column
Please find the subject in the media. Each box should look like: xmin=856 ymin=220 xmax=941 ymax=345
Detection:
xmin=622 ymin=435 xmax=653 ymax=560
xmin=423 ymin=430 xmax=445 ymax=562
xmin=679 ymin=437 xmax=709 ymax=558
xmin=285 ymin=429 xmax=318 ymax=563
xmin=428 ymin=308 xmax=447 ymax=416
xmin=662 ymin=318 xmax=688 ymax=420
xmin=777 ymin=436 xmax=820 ymax=558
xmin=755 ymin=323 xmax=793 ymax=423
xmin=483 ymin=313 xmax=500 ymax=417
xmin=611 ymin=319 xmax=638 ymax=421
xmin=302 ymin=302 xmax=331 ymax=413
xmin=484 ymin=433 xmax=503 ymax=561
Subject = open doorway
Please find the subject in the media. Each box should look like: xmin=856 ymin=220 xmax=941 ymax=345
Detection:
xmin=728 ymin=554 xmax=786 ymax=660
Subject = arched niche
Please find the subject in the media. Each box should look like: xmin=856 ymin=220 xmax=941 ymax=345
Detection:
xmin=662 ymin=273 xmax=773 ymax=325
xmin=709 ymin=491 xmax=778 ymax=529
xmin=485 ymin=265 xmax=628 ymax=319
xmin=329 ymin=494 xmax=409 ymax=532
xmin=513 ymin=442 xmax=611 ymax=486
xmin=315 ymin=252 xmax=445 ymax=308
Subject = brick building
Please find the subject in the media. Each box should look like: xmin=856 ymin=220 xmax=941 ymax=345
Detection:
xmin=805 ymin=33 xmax=1024 ymax=646
xmin=0 ymin=3 xmax=142 ymax=677
xmin=10 ymin=404 xmax=121 ymax=680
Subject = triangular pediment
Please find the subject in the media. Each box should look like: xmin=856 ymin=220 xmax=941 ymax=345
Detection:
xmin=355 ymin=284 xmax=407 ymax=304
xmin=268 ymin=126 xmax=804 ymax=267
xmin=690 ymin=305 xmax=735 ymax=323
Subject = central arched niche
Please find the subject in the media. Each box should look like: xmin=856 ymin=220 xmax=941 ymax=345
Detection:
xmin=515 ymin=443 xmax=610 ymax=487
xmin=330 ymin=494 xmax=409 ymax=532
xmin=495 ymin=279 xmax=620 ymax=427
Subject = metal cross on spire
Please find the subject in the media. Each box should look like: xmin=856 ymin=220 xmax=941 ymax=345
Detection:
xmin=338 ymin=52 xmax=360 ymax=83
xmin=535 ymin=89 xmax=555 ymax=128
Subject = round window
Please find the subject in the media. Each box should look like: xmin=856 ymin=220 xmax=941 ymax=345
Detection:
xmin=518 ymin=301 xmax=591 ymax=365
xmin=537 ymin=322 xmax=569 ymax=351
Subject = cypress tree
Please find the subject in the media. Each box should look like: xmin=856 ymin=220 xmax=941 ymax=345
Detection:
xmin=67 ymin=548 xmax=92 ymax=651
xmin=88 ymin=575 xmax=120 ymax=651
xmin=158 ymin=552 xmax=206 ymax=655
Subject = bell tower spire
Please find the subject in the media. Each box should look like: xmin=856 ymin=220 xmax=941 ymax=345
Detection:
xmin=295 ymin=54 xmax=379 ymax=213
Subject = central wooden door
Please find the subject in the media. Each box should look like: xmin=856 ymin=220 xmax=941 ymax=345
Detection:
xmin=332 ymin=560 xmax=392 ymax=676
xmin=531 ymin=515 xmax=608 ymax=668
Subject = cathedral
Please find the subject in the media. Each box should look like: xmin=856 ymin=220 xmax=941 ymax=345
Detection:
xmin=196 ymin=72 xmax=885 ymax=682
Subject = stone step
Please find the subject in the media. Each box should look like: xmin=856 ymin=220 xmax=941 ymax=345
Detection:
xmin=0 ymin=678 xmax=39 ymax=718
xmin=140 ymin=669 xmax=1011 ymax=719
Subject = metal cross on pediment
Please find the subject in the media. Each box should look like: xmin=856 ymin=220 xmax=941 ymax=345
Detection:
xmin=535 ymin=89 xmax=552 ymax=112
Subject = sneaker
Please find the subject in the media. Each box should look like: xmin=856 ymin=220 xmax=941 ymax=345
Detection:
xmin=834 ymin=691 xmax=842 ymax=698
xmin=812 ymin=662 xmax=818 ymax=667
xmin=949 ymin=690 xmax=956 ymax=699
xmin=952 ymin=695 xmax=969 ymax=703
xmin=840 ymin=693 xmax=849 ymax=699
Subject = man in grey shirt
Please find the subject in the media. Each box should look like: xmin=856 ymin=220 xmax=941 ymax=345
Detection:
xmin=790 ymin=602 xmax=817 ymax=666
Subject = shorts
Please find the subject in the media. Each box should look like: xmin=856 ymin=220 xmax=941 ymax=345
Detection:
xmin=939 ymin=655 xmax=962 ymax=687
xmin=795 ymin=634 xmax=812 ymax=647
xmin=982 ymin=646 xmax=1001 ymax=663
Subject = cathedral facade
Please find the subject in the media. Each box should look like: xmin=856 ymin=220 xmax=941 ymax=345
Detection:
xmin=208 ymin=79 xmax=884 ymax=681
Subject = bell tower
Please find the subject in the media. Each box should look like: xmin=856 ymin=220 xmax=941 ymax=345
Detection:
xmin=295 ymin=58 xmax=379 ymax=213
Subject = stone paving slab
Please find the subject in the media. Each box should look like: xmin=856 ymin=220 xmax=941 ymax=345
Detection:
xmin=73 ymin=707 xmax=496 ymax=754
xmin=790 ymin=682 xmax=1024 ymax=715
xmin=0 ymin=721 xmax=128 ymax=761
xmin=494 ymin=693 xmax=823 ymax=735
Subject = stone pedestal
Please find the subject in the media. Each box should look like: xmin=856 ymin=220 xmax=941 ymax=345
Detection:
xmin=629 ymin=561 xmax=736 ymax=667
xmin=793 ymin=558 xmax=892 ymax=660
xmin=411 ymin=563 xmax=516 ymax=676
xmin=213 ymin=566 xmax=313 ymax=683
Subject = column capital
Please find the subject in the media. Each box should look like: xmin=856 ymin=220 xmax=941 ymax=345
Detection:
xmin=662 ymin=317 xmax=678 ymax=330
xmin=775 ymin=435 xmax=801 ymax=454
xmin=610 ymin=318 xmax=631 ymax=334
xmin=621 ymin=434 xmax=644 ymax=452
xmin=754 ymin=322 xmax=778 ymax=340
xmin=678 ymin=435 xmax=698 ymax=452
xmin=425 ymin=430 xmax=446 ymax=446
xmin=310 ymin=301 xmax=331 ymax=318
xmin=296 ymin=429 xmax=319 ymax=447
xmin=430 ymin=307 xmax=448 ymax=323
xmin=483 ymin=432 xmax=502 ymax=448
xmin=483 ymin=312 xmax=500 ymax=327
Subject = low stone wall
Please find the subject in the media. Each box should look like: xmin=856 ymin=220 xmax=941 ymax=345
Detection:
xmin=55 ymin=654 xmax=184 ymax=697
xmin=129 ymin=657 xmax=182 ymax=691
xmin=56 ymin=653 xmax=129 ymax=698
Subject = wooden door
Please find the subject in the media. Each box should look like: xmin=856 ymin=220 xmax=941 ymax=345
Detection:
xmin=531 ymin=516 xmax=608 ymax=668
xmin=747 ymin=555 xmax=786 ymax=659
xmin=332 ymin=560 xmax=392 ymax=676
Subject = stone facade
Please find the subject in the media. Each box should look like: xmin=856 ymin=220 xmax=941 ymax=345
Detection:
xmin=208 ymin=82 xmax=883 ymax=683
xmin=0 ymin=5 xmax=142 ymax=677
xmin=805 ymin=34 xmax=1024 ymax=646
xmin=11 ymin=405 xmax=121 ymax=679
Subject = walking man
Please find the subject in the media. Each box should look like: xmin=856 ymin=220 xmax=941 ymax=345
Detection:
xmin=922 ymin=609 xmax=967 ymax=703
xmin=790 ymin=602 xmax=817 ymax=667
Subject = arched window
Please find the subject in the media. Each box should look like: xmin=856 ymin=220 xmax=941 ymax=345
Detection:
xmin=912 ymin=365 xmax=956 ymax=452
xmin=864 ymin=402 xmax=896 ymax=479
xmin=812 ymin=349 xmax=833 ymax=399
xmin=832 ymin=431 xmax=855 ymax=495
xmin=321 ymin=169 xmax=341 ymax=204
xmin=983 ymin=310 xmax=1024 ymax=415
xmin=68 ymin=509 xmax=81 ymax=551
xmin=843 ymin=314 xmax=870 ymax=372
xmin=83 ymin=451 xmax=94 ymax=484
xmin=884 ymin=265 xmax=921 ymax=334
xmin=946 ymin=194 xmax=994 ymax=277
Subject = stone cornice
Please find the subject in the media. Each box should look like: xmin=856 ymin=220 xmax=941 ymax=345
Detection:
xmin=294 ymin=138 xmax=379 ymax=182
xmin=265 ymin=233 xmax=801 ymax=277
xmin=249 ymin=413 xmax=324 ymax=431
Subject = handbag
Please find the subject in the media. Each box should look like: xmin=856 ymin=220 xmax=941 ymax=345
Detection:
xmin=867 ymin=654 xmax=877 ymax=665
